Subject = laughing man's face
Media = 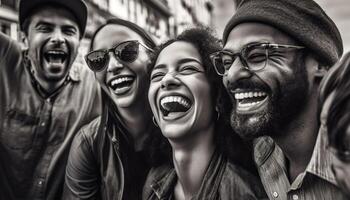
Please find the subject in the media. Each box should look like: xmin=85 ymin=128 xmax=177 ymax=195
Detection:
xmin=26 ymin=6 xmax=80 ymax=88
xmin=223 ymin=23 xmax=310 ymax=139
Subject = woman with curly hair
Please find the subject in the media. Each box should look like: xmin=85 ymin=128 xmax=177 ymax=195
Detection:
xmin=143 ymin=27 xmax=266 ymax=200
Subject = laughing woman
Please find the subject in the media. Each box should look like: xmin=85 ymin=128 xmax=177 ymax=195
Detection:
xmin=63 ymin=18 xmax=158 ymax=200
xmin=143 ymin=27 xmax=266 ymax=200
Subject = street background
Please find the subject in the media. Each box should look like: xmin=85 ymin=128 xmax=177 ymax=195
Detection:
xmin=1 ymin=0 xmax=350 ymax=62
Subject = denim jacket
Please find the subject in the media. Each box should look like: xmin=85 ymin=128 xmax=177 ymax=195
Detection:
xmin=143 ymin=149 xmax=267 ymax=200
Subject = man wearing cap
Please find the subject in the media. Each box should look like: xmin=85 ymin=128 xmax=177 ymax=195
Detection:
xmin=210 ymin=0 xmax=347 ymax=199
xmin=0 ymin=0 xmax=100 ymax=199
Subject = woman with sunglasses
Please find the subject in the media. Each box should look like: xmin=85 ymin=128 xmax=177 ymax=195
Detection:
xmin=319 ymin=52 xmax=350 ymax=197
xmin=143 ymin=27 xmax=266 ymax=200
xmin=63 ymin=18 xmax=158 ymax=200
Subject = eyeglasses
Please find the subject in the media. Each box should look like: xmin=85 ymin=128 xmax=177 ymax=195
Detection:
xmin=85 ymin=40 xmax=153 ymax=72
xmin=210 ymin=42 xmax=305 ymax=76
xmin=328 ymin=145 xmax=350 ymax=163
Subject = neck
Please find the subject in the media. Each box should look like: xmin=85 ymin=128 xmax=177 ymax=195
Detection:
xmin=171 ymin=124 xmax=215 ymax=200
xmin=29 ymin=60 xmax=67 ymax=96
xmin=117 ymin=104 xmax=153 ymax=151
xmin=273 ymin=91 xmax=319 ymax=182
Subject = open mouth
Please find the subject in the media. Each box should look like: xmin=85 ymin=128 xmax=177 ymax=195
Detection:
xmin=44 ymin=50 xmax=68 ymax=65
xmin=234 ymin=91 xmax=268 ymax=112
xmin=109 ymin=76 xmax=135 ymax=95
xmin=160 ymin=95 xmax=192 ymax=117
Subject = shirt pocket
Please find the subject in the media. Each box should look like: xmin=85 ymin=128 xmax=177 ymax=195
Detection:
xmin=1 ymin=109 xmax=38 ymax=150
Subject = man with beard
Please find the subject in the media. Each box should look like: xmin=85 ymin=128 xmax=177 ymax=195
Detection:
xmin=210 ymin=0 xmax=347 ymax=199
xmin=0 ymin=0 xmax=100 ymax=199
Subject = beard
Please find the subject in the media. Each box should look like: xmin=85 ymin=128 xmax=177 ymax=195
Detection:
xmin=230 ymin=54 xmax=309 ymax=140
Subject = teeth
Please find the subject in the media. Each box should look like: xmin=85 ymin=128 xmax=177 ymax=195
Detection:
xmin=234 ymin=91 xmax=267 ymax=100
xmin=160 ymin=96 xmax=190 ymax=108
xmin=111 ymin=77 xmax=133 ymax=86
xmin=47 ymin=50 xmax=65 ymax=55
xmin=238 ymin=101 xmax=261 ymax=107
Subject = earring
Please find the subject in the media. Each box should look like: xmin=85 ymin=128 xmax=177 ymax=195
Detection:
xmin=216 ymin=111 xmax=220 ymax=121
xmin=152 ymin=116 xmax=158 ymax=127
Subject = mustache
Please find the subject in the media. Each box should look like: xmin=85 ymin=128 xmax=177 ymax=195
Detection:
xmin=226 ymin=79 xmax=270 ymax=92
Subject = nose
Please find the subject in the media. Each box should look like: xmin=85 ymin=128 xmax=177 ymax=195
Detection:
xmin=50 ymin=29 xmax=65 ymax=45
xmin=107 ymin=52 xmax=123 ymax=73
xmin=161 ymin=72 xmax=181 ymax=90
xmin=224 ymin=57 xmax=252 ymax=85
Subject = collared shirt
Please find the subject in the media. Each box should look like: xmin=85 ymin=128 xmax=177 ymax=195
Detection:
xmin=0 ymin=32 xmax=101 ymax=200
xmin=253 ymin=129 xmax=347 ymax=199
xmin=143 ymin=149 xmax=267 ymax=200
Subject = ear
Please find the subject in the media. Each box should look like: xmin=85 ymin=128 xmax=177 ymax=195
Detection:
xmin=315 ymin=65 xmax=328 ymax=78
xmin=304 ymin=54 xmax=327 ymax=79
xmin=21 ymin=32 xmax=29 ymax=49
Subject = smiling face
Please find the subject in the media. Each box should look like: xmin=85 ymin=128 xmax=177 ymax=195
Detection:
xmin=223 ymin=23 xmax=312 ymax=139
xmin=149 ymin=41 xmax=214 ymax=141
xmin=329 ymin=111 xmax=350 ymax=196
xmin=92 ymin=24 xmax=151 ymax=109
xmin=331 ymin=125 xmax=350 ymax=197
xmin=26 ymin=5 xmax=80 ymax=90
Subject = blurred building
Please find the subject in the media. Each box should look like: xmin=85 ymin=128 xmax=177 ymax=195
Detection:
xmin=0 ymin=0 xmax=19 ymax=40
xmin=0 ymin=0 xmax=213 ymax=44
xmin=167 ymin=0 xmax=213 ymax=35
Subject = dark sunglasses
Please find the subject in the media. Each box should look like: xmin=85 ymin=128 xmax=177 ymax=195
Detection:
xmin=85 ymin=40 xmax=153 ymax=72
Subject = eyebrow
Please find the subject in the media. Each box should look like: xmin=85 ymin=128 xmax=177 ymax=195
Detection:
xmin=153 ymin=57 xmax=202 ymax=71
xmin=35 ymin=21 xmax=78 ymax=31
xmin=35 ymin=21 xmax=53 ymax=27
xmin=223 ymin=40 xmax=270 ymax=52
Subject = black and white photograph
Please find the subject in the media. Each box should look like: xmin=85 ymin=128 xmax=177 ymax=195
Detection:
xmin=1 ymin=0 xmax=350 ymax=199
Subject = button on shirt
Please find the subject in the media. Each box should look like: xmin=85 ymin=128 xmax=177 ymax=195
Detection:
xmin=0 ymin=33 xmax=101 ymax=200
xmin=253 ymin=130 xmax=347 ymax=200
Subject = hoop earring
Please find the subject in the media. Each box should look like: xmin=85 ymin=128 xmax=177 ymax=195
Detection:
xmin=152 ymin=116 xmax=158 ymax=127
xmin=216 ymin=111 xmax=220 ymax=121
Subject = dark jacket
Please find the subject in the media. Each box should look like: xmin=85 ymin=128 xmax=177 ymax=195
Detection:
xmin=143 ymin=149 xmax=267 ymax=200
xmin=63 ymin=96 xmax=152 ymax=200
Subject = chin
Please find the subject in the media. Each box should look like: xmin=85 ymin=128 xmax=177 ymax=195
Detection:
xmin=230 ymin=110 xmax=272 ymax=140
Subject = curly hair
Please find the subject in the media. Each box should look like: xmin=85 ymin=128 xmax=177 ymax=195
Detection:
xmin=149 ymin=26 xmax=222 ymax=104
xmin=149 ymin=27 xmax=257 ymax=173
xmin=327 ymin=52 xmax=350 ymax=151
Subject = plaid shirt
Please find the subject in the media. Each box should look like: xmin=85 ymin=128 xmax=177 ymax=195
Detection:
xmin=253 ymin=127 xmax=347 ymax=200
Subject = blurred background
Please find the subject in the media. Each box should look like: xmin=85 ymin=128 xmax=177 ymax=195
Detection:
xmin=1 ymin=0 xmax=349 ymax=60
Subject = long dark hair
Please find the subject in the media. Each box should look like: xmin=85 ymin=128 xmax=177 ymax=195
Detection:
xmin=89 ymin=18 xmax=158 ymax=146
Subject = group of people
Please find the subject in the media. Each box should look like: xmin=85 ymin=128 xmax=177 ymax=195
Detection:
xmin=0 ymin=0 xmax=350 ymax=199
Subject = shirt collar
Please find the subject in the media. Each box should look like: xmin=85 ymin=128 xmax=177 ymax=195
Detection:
xmin=253 ymin=130 xmax=338 ymax=191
